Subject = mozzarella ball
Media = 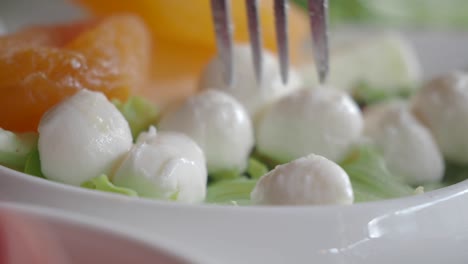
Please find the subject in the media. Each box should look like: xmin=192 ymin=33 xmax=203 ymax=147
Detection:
xmin=159 ymin=90 xmax=254 ymax=173
xmin=256 ymin=87 xmax=363 ymax=163
xmin=364 ymin=100 xmax=444 ymax=185
xmin=251 ymin=154 xmax=354 ymax=205
xmin=113 ymin=127 xmax=207 ymax=203
xmin=38 ymin=89 xmax=132 ymax=186
xmin=199 ymin=44 xmax=302 ymax=119
xmin=412 ymin=72 xmax=468 ymax=163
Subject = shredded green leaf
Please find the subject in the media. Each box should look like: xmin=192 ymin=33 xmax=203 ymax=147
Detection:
xmin=246 ymin=157 xmax=269 ymax=179
xmin=209 ymin=157 xmax=269 ymax=183
xmin=81 ymin=175 xmax=138 ymax=197
xmin=340 ymin=145 xmax=415 ymax=202
xmin=113 ymin=96 xmax=159 ymax=140
xmin=206 ymin=177 xmax=257 ymax=205
xmin=209 ymin=169 xmax=241 ymax=182
xmin=23 ymin=149 xmax=45 ymax=178
xmin=351 ymin=82 xmax=414 ymax=107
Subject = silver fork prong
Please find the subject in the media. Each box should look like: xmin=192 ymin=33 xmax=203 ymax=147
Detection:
xmin=308 ymin=0 xmax=329 ymax=84
xmin=246 ymin=0 xmax=263 ymax=84
xmin=210 ymin=0 xmax=234 ymax=86
xmin=274 ymin=0 xmax=289 ymax=85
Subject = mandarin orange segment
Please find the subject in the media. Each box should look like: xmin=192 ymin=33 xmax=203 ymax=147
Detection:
xmin=75 ymin=0 xmax=309 ymax=63
xmin=66 ymin=15 xmax=151 ymax=97
xmin=0 ymin=48 xmax=88 ymax=132
xmin=0 ymin=15 xmax=151 ymax=132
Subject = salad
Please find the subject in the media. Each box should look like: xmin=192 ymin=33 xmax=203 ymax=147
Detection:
xmin=1 ymin=1 xmax=468 ymax=206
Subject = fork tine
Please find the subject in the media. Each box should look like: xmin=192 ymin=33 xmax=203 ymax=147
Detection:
xmin=210 ymin=0 xmax=234 ymax=86
xmin=274 ymin=0 xmax=289 ymax=85
xmin=308 ymin=0 xmax=329 ymax=84
xmin=245 ymin=0 xmax=263 ymax=84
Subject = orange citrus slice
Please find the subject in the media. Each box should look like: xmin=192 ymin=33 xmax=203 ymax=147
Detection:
xmin=0 ymin=15 xmax=151 ymax=132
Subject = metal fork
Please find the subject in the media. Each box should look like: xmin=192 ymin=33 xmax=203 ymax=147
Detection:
xmin=210 ymin=0 xmax=329 ymax=86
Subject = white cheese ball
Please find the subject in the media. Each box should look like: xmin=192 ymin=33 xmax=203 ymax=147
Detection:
xmin=364 ymin=100 xmax=444 ymax=185
xmin=38 ymin=89 xmax=132 ymax=186
xmin=412 ymin=72 xmax=468 ymax=164
xmin=256 ymin=87 xmax=363 ymax=163
xmin=159 ymin=90 xmax=254 ymax=173
xmin=113 ymin=127 xmax=207 ymax=203
xmin=251 ymin=154 xmax=354 ymax=205
xmin=198 ymin=44 xmax=302 ymax=119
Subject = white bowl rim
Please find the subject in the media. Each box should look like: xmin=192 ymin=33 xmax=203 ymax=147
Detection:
xmin=2 ymin=163 xmax=468 ymax=213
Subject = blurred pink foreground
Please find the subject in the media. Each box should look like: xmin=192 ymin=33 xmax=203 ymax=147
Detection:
xmin=0 ymin=210 xmax=69 ymax=264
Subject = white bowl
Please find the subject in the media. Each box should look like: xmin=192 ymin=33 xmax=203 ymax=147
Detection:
xmin=1 ymin=165 xmax=468 ymax=264
xmin=0 ymin=201 xmax=211 ymax=264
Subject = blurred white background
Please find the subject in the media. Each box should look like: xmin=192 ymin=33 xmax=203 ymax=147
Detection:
xmin=1 ymin=0 xmax=468 ymax=79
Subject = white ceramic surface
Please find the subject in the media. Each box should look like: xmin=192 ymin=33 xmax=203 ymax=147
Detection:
xmin=1 ymin=165 xmax=468 ymax=264
xmin=0 ymin=201 xmax=212 ymax=264
xmin=2 ymin=1 xmax=468 ymax=263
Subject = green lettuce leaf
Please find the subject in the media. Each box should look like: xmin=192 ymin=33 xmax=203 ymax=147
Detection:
xmin=23 ymin=149 xmax=45 ymax=178
xmin=209 ymin=157 xmax=269 ymax=183
xmin=340 ymin=145 xmax=415 ymax=202
xmin=246 ymin=157 xmax=269 ymax=179
xmin=81 ymin=175 xmax=138 ymax=197
xmin=351 ymin=82 xmax=414 ymax=108
xmin=0 ymin=129 xmax=38 ymax=171
xmin=113 ymin=96 xmax=159 ymax=140
xmin=206 ymin=177 xmax=257 ymax=205
xmin=209 ymin=169 xmax=241 ymax=182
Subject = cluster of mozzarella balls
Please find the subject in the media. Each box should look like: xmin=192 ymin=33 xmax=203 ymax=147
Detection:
xmin=161 ymin=45 xmax=361 ymax=206
xmin=362 ymin=72 xmax=468 ymax=187
xmin=38 ymin=90 xmax=207 ymax=203
xmin=38 ymin=44 xmax=467 ymax=206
